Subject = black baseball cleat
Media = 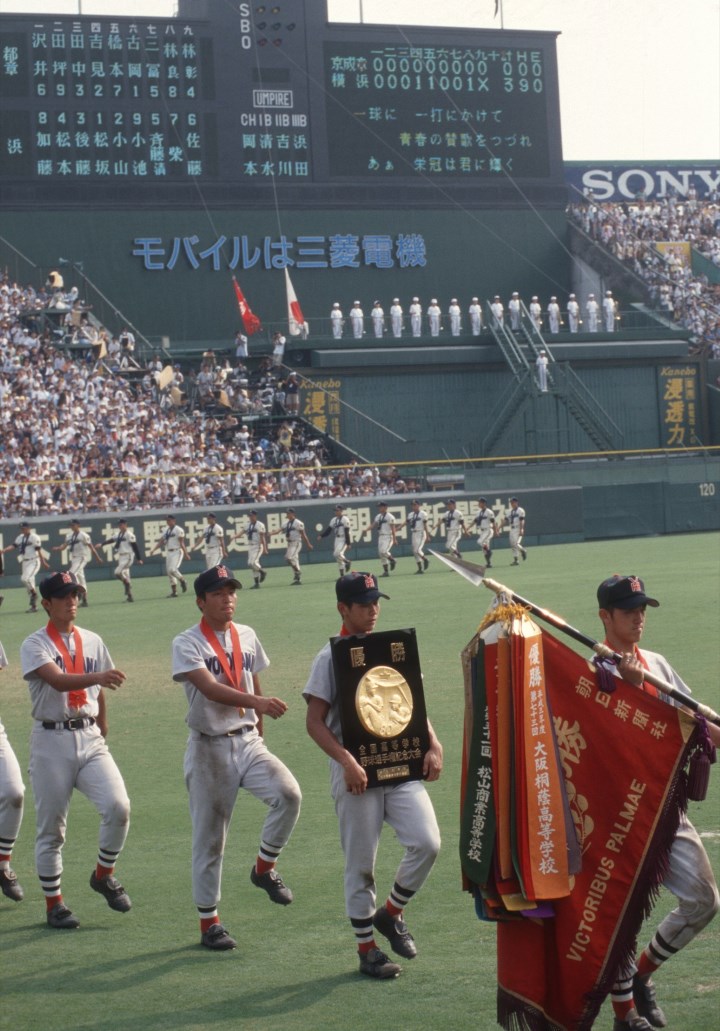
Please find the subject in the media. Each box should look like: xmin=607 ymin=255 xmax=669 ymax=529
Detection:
xmin=0 ymin=868 xmax=24 ymax=901
xmin=612 ymin=1016 xmax=654 ymax=1031
xmin=90 ymin=871 xmax=132 ymax=912
xmin=167 ymin=591 xmax=178 ymax=598
xmin=250 ymin=866 xmax=293 ymax=905
xmin=521 ymin=548 xmax=527 ymax=561
xmin=423 ymin=556 xmax=429 ymax=570
xmin=180 ymin=579 xmax=188 ymax=593
xmin=358 ymin=947 xmax=401 ymax=979
xmin=260 ymin=570 xmax=267 ymax=582
xmin=372 ymin=906 xmax=417 ymax=959
xmin=389 ymin=557 xmax=396 ymax=571
xmin=632 ymin=975 xmax=667 ymax=1028
xmin=47 ymin=902 xmax=80 ymax=929
xmin=511 ymin=559 xmax=519 ymax=566
xmin=201 ymin=923 xmax=237 ymax=951
xmin=81 ymin=597 xmax=89 ymax=607
xmin=250 ymin=583 xmax=260 ymax=589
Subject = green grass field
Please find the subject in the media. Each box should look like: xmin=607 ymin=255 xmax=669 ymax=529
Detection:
xmin=0 ymin=533 xmax=718 ymax=1031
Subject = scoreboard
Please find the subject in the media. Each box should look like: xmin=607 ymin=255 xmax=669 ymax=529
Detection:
xmin=0 ymin=0 xmax=563 ymax=207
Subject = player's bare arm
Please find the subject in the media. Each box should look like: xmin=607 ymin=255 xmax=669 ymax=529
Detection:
xmin=306 ymin=695 xmax=368 ymax=794
xmin=184 ymin=665 xmax=287 ymax=717
xmin=422 ymin=718 xmax=443 ymax=782
xmin=96 ymin=688 xmax=109 ymax=738
xmin=29 ymin=661 xmax=126 ymax=693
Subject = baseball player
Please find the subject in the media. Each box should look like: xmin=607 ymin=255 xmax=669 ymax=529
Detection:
xmin=317 ymin=504 xmax=352 ymax=575
xmin=1 ymin=520 xmax=50 ymax=613
xmin=149 ymin=514 xmax=190 ymax=598
xmin=50 ymin=518 xmax=103 ymax=607
xmin=172 ymin=565 xmax=301 ymax=951
xmin=404 ymin=499 xmax=430 ymax=574
xmin=364 ymin=501 xmax=397 ymax=578
xmin=234 ymin=510 xmax=267 ymax=588
xmin=440 ymin=499 xmax=466 ymax=559
xmin=595 ymin=575 xmax=720 ymax=1031
xmin=304 ymin=571 xmax=443 ymax=979
xmin=505 ymin=497 xmax=527 ymax=565
xmin=103 ymin=518 xmax=143 ymax=602
xmin=192 ymin=513 xmax=227 ymax=569
xmin=0 ymin=641 xmax=25 ymax=903
xmin=270 ymin=508 xmax=313 ymax=586
xmin=471 ymin=497 xmax=498 ymax=568
xmin=20 ymin=571 xmax=131 ymax=929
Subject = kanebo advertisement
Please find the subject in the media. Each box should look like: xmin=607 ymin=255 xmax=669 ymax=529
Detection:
xmin=565 ymin=163 xmax=720 ymax=202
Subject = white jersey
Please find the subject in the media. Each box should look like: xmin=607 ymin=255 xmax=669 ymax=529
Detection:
xmin=64 ymin=528 xmax=93 ymax=562
xmin=372 ymin=512 xmax=396 ymax=539
xmin=201 ymin=522 xmax=225 ymax=555
xmin=245 ymin=519 xmax=266 ymax=545
xmin=330 ymin=515 xmax=350 ymax=539
xmin=407 ymin=509 xmax=429 ymax=537
xmin=172 ymin=622 xmax=269 ymax=735
xmin=109 ymin=528 xmax=138 ymax=557
xmin=14 ymin=531 xmax=42 ymax=560
xmin=473 ymin=508 xmax=495 ymax=537
xmin=20 ymin=624 xmax=113 ymax=722
xmin=161 ymin=524 xmax=185 ymax=552
xmin=282 ymin=518 xmax=305 ymax=543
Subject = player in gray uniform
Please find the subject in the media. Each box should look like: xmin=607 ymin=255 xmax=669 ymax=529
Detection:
xmin=304 ymin=572 xmax=443 ymax=979
xmin=192 ymin=513 xmax=227 ymax=569
xmin=596 ymin=576 xmax=719 ymax=1031
xmin=50 ymin=518 xmax=102 ymax=607
xmin=317 ymin=504 xmax=352 ymax=574
xmin=20 ymin=571 xmax=131 ymax=929
xmin=471 ymin=497 xmax=498 ymax=568
xmin=270 ymin=508 xmax=313 ymax=585
xmin=505 ymin=497 xmax=527 ymax=565
xmin=234 ymin=510 xmax=267 ymax=588
xmin=441 ymin=499 xmax=466 ymax=559
xmin=364 ymin=501 xmax=397 ymax=577
xmin=0 ymin=641 xmax=25 ymax=902
xmin=103 ymin=518 xmax=143 ymax=602
xmin=172 ymin=565 xmax=301 ymax=951
xmin=1 ymin=520 xmax=50 ymax=613
xmin=149 ymin=514 xmax=190 ymax=598
xmin=404 ymin=499 xmax=430 ymax=574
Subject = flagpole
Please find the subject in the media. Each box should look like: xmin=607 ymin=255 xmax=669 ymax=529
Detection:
xmin=481 ymin=577 xmax=720 ymax=726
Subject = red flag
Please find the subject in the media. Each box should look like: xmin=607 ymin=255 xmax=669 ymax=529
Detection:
xmin=284 ymin=268 xmax=309 ymax=338
xmin=493 ymin=629 xmax=696 ymax=1031
xmin=232 ymin=276 xmax=262 ymax=335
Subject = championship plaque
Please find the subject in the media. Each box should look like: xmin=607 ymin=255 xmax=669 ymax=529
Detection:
xmin=330 ymin=628 xmax=429 ymax=787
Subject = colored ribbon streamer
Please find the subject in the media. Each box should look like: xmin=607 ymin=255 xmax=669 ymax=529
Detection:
xmin=45 ymin=621 xmax=87 ymax=710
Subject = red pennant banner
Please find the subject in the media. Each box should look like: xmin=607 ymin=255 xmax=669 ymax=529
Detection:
xmin=232 ymin=276 xmax=262 ymax=335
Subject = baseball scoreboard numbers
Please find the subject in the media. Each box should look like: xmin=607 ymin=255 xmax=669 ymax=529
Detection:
xmin=323 ymin=41 xmax=551 ymax=179
xmin=0 ymin=0 xmax=562 ymax=201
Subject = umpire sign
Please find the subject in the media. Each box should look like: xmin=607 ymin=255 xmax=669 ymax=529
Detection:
xmin=331 ymin=628 xmax=429 ymax=787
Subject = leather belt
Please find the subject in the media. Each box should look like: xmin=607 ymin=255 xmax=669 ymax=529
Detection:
xmin=41 ymin=717 xmax=96 ymax=731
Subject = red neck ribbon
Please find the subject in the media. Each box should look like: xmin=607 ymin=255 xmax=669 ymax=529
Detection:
xmin=45 ymin=622 xmax=87 ymax=709
xmin=199 ymin=618 xmax=244 ymax=692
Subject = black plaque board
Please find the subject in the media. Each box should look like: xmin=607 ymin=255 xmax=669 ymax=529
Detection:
xmin=331 ymin=627 xmax=429 ymax=787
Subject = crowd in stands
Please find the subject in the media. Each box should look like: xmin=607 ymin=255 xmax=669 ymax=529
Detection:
xmin=0 ymin=274 xmax=383 ymax=519
xmin=567 ymin=193 xmax=720 ymax=357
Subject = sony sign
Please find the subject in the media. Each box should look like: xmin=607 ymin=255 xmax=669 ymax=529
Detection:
xmin=565 ymin=164 xmax=720 ymax=201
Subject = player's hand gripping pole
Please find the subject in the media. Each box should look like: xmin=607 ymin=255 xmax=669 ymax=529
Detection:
xmin=428 ymin=549 xmax=720 ymax=728
xmin=482 ymin=576 xmax=720 ymax=728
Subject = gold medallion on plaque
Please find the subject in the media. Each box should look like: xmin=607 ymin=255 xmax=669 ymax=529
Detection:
xmin=356 ymin=665 xmax=413 ymax=739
